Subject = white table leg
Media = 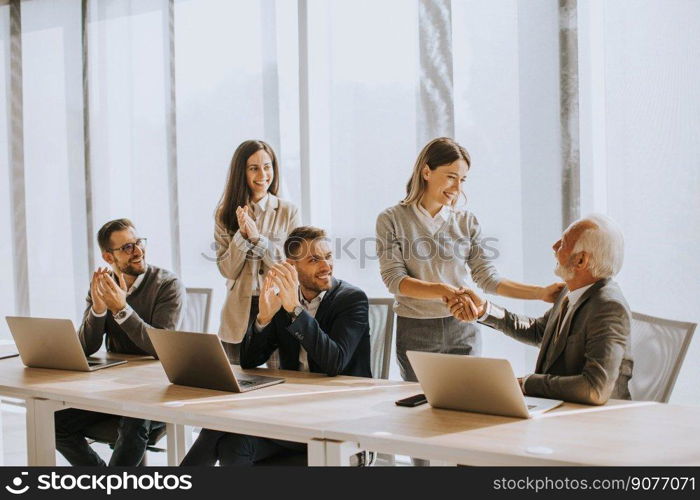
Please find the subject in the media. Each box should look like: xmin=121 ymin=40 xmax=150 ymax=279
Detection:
xmin=25 ymin=398 xmax=64 ymax=466
xmin=307 ymin=439 xmax=326 ymax=466
xmin=165 ymin=423 xmax=188 ymax=466
xmin=377 ymin=453 xmax=395 ymax=466
xmin=0 ymin=400 xmax=4 ymax=466
xmin=430 ymin=460 xmax=456 ymax=466
xmin=324 ymin=440 xmax=361 ymax=466
xmin=183 ymin=425 xmax=193 ymax=450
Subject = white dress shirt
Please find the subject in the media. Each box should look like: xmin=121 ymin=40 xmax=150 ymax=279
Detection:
xmin=296 ymin=289 xmax=327 ymax=372
xmin=412 ymin=202 xmax=453 ymax=235
xmin=250 ymin=194 xmax=269 ymax=296
xmin=562 ymin=283 xmax=594 ymax=321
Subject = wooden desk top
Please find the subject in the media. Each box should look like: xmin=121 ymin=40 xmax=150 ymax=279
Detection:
xmin=0 ymin=356 xmax=414 ymax=441
xmin=0 ymin=356 xmax=698 ymax=465
xmin=302 ymin=386 xmax=700 ymax=465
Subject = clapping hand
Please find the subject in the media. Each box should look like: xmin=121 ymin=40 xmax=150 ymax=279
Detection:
xmin=517 ymin=377 xmax=525 ymax=393
xmin=90 ymin=267 xmax=110 ymax=314
xmin=257 ymin=273 xmax=283 ymax=325
xmin=236 ymin=206 xmax=260 ymax=243
xmin=97 ymin=271 xmax=128 ymax=314
xmin=269 ymin=262 xmax=300 ymax=313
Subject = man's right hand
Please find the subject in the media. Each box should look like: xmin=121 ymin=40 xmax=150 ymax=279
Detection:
xmin=90 ymin=268 xmax=108 ymax=315
xmin=257 ymin=273 xmax=282 ymax=327
xmin=445 ymin=287 xmax=486 ymax=322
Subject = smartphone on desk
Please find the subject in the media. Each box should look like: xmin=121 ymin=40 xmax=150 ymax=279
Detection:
xmin=395 ymin=393 xmax=427 ymax=407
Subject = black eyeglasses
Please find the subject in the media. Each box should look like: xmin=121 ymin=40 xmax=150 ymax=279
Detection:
xmin=108 ymin=238 xmax=147 ymax=255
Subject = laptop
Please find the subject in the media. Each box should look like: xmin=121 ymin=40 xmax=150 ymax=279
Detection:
xmin=146 ymin=328 xmax=284 ymax=392
xmin=407 ymin=351 xmax=563 ymax=418
xmin=5 ymin=316 xmax=127 ymax=371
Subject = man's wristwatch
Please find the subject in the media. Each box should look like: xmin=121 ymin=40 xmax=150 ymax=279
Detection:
xmin=288 ymin=305 xmax=304 ymax=322
xmin=113 ymin=306 xmax=130 ymax=322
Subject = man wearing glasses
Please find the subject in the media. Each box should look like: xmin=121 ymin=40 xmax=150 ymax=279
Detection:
xmin=54 ymin=218 xmax=186 ymax=466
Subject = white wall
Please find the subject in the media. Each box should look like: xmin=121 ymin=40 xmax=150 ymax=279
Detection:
xmin=0 ymin=3 xmax=14 ymax=340
xmin=597 ymin=0 xmax=700 ymax=405
xmin=516 ymin=0 xmax=564 ymax=368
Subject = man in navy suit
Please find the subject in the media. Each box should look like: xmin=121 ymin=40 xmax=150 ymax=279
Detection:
xmin=181 ymin=226 xmax=371 ymax=465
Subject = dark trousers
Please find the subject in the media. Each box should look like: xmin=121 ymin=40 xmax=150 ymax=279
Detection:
xmin=54 ymin=409 xmax=165 ymax=466
xmin=180 ymin=429 xmax=306 ymax=466
xmin=396 ymin=315 xmax=481 ymax=382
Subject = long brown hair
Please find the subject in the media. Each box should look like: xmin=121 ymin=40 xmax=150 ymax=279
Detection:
xmin=401 ymin=137 xmax=471 ymax=206
xmin=217 ymin=140 xmax=280 ymax=233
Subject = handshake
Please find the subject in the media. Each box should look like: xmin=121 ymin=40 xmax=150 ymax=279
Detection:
xmin=441 ymin=286 xmax=487 ymax=323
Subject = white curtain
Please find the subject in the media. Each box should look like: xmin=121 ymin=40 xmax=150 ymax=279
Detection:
xmin=173 ymin=0 xmax=297 ymax=330
xmin=601 ymin=0 xmax=700 ymax=405
xmin=17 ymin=0 xmax=85 ymax=322
xmin=1 ymin=0 xmax=698 ymax=402
xmin=87 ymin=0 xmax=173 ymax=271
xmin=0 ymin=3 xmax=14 ymax=336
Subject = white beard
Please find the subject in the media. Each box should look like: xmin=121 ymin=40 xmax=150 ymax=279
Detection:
xmin=554 ymin=261 xmax=575 ymax=281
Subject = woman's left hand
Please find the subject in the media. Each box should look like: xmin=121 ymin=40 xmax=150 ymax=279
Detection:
xmin=540 ymin=282 xmax=566 ymax=303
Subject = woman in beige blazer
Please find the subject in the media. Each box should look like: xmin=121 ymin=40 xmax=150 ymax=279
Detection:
xmin=214 ymin=140 xmax=301 ymax=361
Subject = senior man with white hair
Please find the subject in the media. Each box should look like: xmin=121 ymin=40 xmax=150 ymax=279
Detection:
xmin=448 ymin=214 xmax=633 ymax=405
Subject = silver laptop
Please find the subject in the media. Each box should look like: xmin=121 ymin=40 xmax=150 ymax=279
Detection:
xmin=147 ymin=328 xmax=284 ymax=392
xmin=5 ymin=316 xmax=127 ymax=371
xmin=407 ymin=351 xmax=563 ymax=418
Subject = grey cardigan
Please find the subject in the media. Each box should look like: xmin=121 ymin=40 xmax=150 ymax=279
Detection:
xmin=376 ymin=203 xmax=502 ymax=318
xmin=78 ymin=265 xmax=186 ymax=357
xmin=480 ymin=278 xmax=634 ymax=405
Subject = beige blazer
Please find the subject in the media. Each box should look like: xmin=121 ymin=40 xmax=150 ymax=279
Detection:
xmin=214 ymin=194 xmax=301 ymax=343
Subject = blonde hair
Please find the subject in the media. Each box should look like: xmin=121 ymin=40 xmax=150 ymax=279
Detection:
xmin=401 ymin=137 xmax=471 ymax=206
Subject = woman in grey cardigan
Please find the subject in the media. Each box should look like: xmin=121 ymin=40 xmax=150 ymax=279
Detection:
xmin=214 ymin=140 xmax=301 ymax=362
xmin=376 ymin=137 xmax=563 ymax=381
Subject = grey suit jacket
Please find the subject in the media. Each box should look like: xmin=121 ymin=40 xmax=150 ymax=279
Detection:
xmin=480 ymin=278 xmax=633 ymax=405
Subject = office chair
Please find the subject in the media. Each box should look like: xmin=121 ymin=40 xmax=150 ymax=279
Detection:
xmin=181 ymin=288 xmax=213 ymax=333
xmin=629 ymin=311 xmax=695 ymax=403
xmin=368 ymin=298 xmax=395 ymax=380
xmin=83 ymin=287 xmax=213 ymax=465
